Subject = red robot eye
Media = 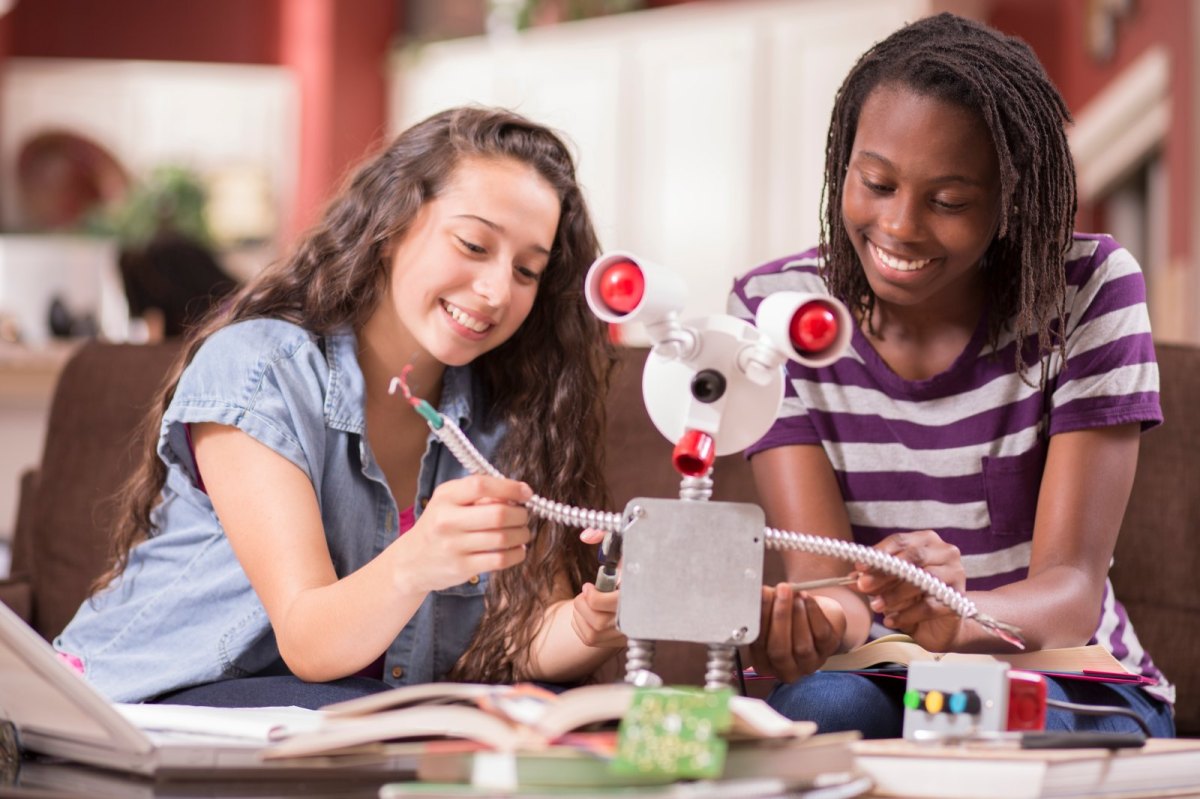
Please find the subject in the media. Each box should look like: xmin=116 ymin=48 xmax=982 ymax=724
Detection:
xmin=597 ymin=259 xmax=645 ymax=315
xmin=789 ymin=301 xmax=838 ymax=353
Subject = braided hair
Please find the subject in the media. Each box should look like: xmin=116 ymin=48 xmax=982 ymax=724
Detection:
xmin=821 ymin=12 xmax=1076 ymax=383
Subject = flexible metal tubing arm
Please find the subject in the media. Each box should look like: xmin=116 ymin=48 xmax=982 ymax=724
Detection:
xmin=432 ymin=415 xmax=623 ymax=533
xmin=764 ymin=527 xmax=1023 ymax=647
xmin=424 ymin=409 xmax=1023 ymax=647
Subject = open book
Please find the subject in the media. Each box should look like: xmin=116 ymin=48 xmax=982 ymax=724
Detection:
xmin=821 ymin=634 xmax=1148 ymax=683
xmin=265 ymin=682 xmax=817 ymax=760
xmin=853 ymin=737 xmax=1200 ymax=799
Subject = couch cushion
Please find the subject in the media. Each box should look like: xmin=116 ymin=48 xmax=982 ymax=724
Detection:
xmin=1110 ymin=342 xmax=1200 ymax=735
xmin=29 ymin=341 xmax=182 ymax=640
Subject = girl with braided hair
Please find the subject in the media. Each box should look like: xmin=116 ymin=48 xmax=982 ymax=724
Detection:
xmin=55 ymin=106 xmax=625 ymax=707
xmin=730 ymin=13 xmax=1174 ymax=737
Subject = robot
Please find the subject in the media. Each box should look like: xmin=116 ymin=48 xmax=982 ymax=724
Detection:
xmin=582 ymin=251 xmax=852 ymax=688
xmin=393 ymin=251 xmax=1023 ymax=691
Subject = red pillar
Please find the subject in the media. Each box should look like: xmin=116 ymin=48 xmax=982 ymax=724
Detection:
xmin=279 ymin=0 xmax=394 ymax=240
xmin=0 ymin=5 xmax=11 ymax=225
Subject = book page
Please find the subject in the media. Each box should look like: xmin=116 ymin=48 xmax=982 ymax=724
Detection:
xmin=319 ymin=682 xmax=506 ymax=718
xmin=263 ymin=704 xmax=533 ymax=758
xmin=821 ymin=633 xmax=1133 ymax=676
xmin=115 ymin=703 xmax=322 ymax=742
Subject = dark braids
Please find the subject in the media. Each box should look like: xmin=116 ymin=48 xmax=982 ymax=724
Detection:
xmin=821 ymin=12 xmax=1076 ymax=384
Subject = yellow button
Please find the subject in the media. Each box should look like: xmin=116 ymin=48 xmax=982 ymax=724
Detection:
xmin=468 ymin=575 xmax=480 ymax=585
xmin=419 ymin=495 xmax=430 ymax=509
xmin=391 ymin=666 xmax=404 ymax=679
xmin=924 ymin=690 xmax=945 ymax=714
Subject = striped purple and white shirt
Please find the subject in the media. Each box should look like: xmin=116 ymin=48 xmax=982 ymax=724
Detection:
xmin=729 ymin=233 xmax=1171 ymax=703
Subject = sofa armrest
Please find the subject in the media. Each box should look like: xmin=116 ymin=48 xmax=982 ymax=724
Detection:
xmin=10 ymin=468 xmax=38 ymax=574
xmin=0 ymin=579 xmax=33 ymax=625
xmin=0 ymin=468 xmax=37 ymax=625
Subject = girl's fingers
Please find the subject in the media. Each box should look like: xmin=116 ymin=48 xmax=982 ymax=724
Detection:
xmin=572 ymin=586 xmax=623 ymax=646
xmin=580 ymin=583 xmax=619 ymax=612
xmin=766 ymin=585 xmax=800 ymax=669
xmin=579 ymin=527 xmax=605 ymax=545
xmin=463 ymin=544 xmax=528 ymax=574
xmin=801 ymin=593 xmax=839 ymax=660
xmin=433 ymin=475 xmax=533 ymax=506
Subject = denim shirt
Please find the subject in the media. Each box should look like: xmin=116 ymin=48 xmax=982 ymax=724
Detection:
xmin=54 ymin=319 xmax=504 ymax=703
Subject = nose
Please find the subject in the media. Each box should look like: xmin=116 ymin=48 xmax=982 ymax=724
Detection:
xmin=473 ymin=260 xmax=512 ymax=309
xmin=879 ymin=190 xmax=923 ymax=241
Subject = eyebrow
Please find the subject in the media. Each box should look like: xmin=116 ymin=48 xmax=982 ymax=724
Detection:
xmin=856 ymin=151 xmax=987 ymax=187
xmin=454 ymin=214 xmax=551 ymax=256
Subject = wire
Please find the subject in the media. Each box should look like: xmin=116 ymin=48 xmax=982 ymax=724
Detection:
xmin=1044 ymin=697 xmax=1153 ymax=738
xmin=394 ymin=374 xmax=1025 ymax=647
xmin=733 ymin=649 xmax=748 ymax=697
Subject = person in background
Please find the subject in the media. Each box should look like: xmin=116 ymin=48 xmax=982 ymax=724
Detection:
xmin=729 ymin=13 xmax=1173 ymax=738
xmin=56 ymin=106 xmax=625 ymax=707
xmin=118 ymin=232 xmax=237 ymax=341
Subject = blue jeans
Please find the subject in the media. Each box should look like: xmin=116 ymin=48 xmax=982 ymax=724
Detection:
xmin=767 ymin=672 xmax=1175 ymax=738
xmin=151 ymin=676 xmax=579 ymax=709
xmin=152 ymin=675 xmax=392 ymax=709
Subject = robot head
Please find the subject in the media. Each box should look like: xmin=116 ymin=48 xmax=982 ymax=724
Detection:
xmin=585 ymin=252 xmax=851 ymax=477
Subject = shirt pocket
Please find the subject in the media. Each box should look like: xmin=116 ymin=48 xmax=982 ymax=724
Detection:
xmin=430 ymin=575 xmax=489 ymax=679
xmin=218 ymin=604 xmax=277 ymax=677
xmin=980 ymin=445 xmax=1046 ymax=540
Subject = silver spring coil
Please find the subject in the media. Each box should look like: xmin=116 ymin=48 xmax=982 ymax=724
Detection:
xmin=704 ymin=644 xmax=736 ymax=690
xmin=434 ymin=417 xmax=622 ymax=531
xmin=626 ymin=638 xmax=656 ymax=675
xmin=764 ymin=527 xmax=975 ymax=618
xmin=426 ymin=409 xmax=1023 ymax=646
xmin=679 ymin=473 xmax=714 ymax=502
xmin=528 ymin=496 xmax=622 ymax=532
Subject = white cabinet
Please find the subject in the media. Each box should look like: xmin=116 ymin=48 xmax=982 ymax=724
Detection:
xmin=390 ymin=0 xmax=959 ymax=317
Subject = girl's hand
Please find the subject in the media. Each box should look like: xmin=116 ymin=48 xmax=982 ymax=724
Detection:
xmin=570 ymin=583 xmax=625 ymax=648
xmin=399 ymin=475 xmax=533 ymax=593
xmin=856 ymin=530 xmax=965 ymax=652
xmin=572 ymin=528 xmax=624 ymax=647
xmin=749 ymin=584 xmax=845 ymax=682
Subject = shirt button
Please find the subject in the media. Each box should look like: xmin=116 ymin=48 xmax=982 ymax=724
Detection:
xmin=419 ymin=495 xmax=430 ymax=509
xmin=468 ymin=575 xmax=480 ymax=585
xmin=391 ymin=666 xmax=404 ymax=679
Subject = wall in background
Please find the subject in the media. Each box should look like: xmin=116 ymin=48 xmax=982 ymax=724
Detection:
xmin=392 ymin=0 xmax=960 ymax=319
xmin=2 ymin=0 xmax=393 ymax=238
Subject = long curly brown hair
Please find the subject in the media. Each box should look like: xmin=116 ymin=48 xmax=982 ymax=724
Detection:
xmin=95 ymin=106 xmax=616 ymax=683
xmin=821 ymin=13 xmax=1076 ymax=384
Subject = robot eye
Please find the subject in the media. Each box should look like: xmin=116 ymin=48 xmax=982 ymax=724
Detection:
xmin=596 ymin=259 xmax=645 ymax=315
xmin=690 ymin=369 xmax=727 ymax=403
xmin=789 ymin=301 xmax=839 ymax=353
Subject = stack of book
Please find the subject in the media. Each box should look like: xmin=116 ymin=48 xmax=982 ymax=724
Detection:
xmin=263 ymin=682 xmax=865 ymax=795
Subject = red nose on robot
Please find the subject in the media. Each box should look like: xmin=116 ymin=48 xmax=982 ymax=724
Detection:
xmin=672 ymin=428 xmax=715 ymax=478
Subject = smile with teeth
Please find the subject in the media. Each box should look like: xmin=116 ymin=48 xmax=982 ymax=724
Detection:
xmin=870 ymin=241 xmax=932 ymax=273
xmin=442 ymin=300 xmax=492 ymax=333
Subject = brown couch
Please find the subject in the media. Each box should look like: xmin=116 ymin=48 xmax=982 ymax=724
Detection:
xmin=2 ymin=340 xmax=1197 ymax=734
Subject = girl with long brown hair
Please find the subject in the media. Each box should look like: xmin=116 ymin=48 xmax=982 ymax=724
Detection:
xmin=54 ymin=106 xmax=622 ymax=707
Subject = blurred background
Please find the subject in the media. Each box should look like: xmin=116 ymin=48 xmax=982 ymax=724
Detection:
xmin=0 ymin=0 xmax=1195 ymax=569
